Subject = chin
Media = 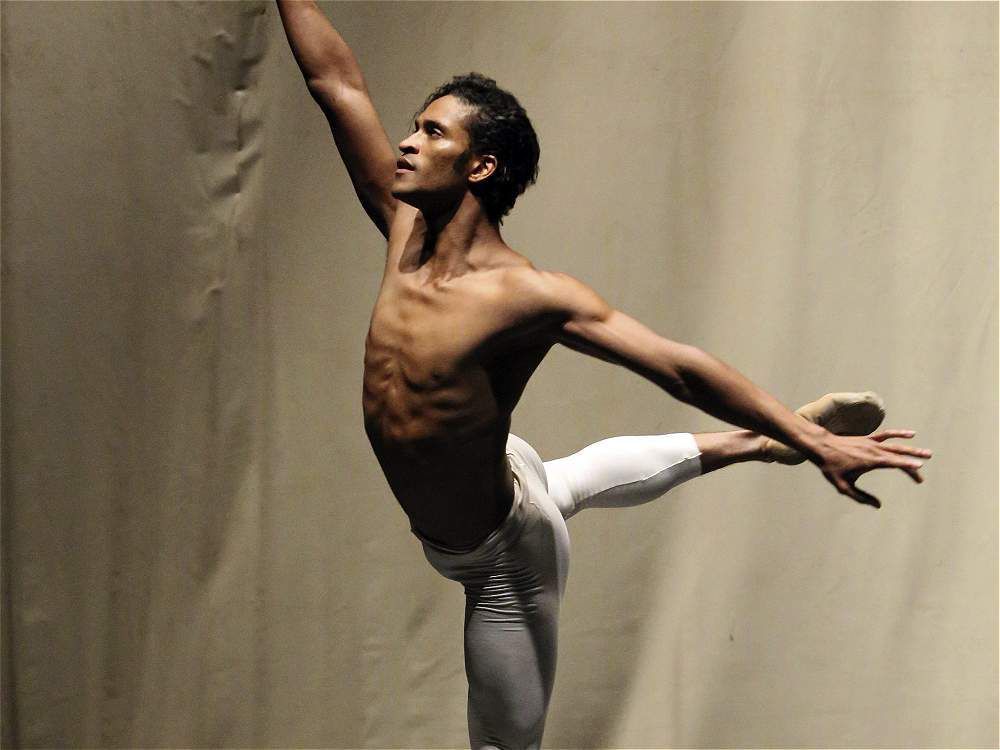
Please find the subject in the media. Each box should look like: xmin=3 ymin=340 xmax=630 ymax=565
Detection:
xmin=390 ymin=187 xmax=420 ymax=207
xmin=391 ymin=183 xmax=428 ymax=208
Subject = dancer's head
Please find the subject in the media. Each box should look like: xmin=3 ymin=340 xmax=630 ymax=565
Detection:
xmin=392 ymin=73 xmax=539 ymax=225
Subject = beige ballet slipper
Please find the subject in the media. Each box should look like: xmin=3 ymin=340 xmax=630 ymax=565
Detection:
xmin=762 ymin=391 xmax=886 ymax=465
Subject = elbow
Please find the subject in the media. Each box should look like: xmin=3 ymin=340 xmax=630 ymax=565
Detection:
xmin=306 ymin=74 xmax=365 ymax=103
xmin=676 ymin=343 xmax=709 ymax=370
xmin=306 ymin=75 xmax=342 ymax=101
xmin=661 ymin=343 xmax=708 ymax=401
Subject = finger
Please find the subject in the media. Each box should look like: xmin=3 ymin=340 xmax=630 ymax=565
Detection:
xmin=870 ymin=429 xmax=916 ymax=442
xmin=879 ymin=443 xmax=933 ymax=459
xmin=842 ymin=480 xmax=881 ymax=509
xmin=869 ymin=455 xmax=925 ymax=484
xmin=884 ymin=458 xmax=924 ymax=483
xmin=828 ymin=473 xmax=880 ymax=509
xmin=881 ymin=454 xmax=925 ymax=472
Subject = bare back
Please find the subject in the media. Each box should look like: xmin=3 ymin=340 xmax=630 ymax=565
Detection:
xmin=362 ymin=207 xmax=558 ymax=547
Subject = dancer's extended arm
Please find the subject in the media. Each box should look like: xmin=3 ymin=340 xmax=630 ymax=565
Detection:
xmin=276 ymin=0 xmax=397 ymax=237
xmin=523 ymin=270 xmax=929 ymax=507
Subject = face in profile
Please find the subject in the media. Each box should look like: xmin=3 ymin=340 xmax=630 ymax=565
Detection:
xmin=392 ymin=95 xmax=492 ymax=213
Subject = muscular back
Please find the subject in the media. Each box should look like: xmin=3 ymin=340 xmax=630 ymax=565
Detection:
xmin=362 ymin=207 xmax=557 ymax=547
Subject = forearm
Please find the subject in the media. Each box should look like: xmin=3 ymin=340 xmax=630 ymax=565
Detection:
xmin=667 ymin=346 xmax=827 ymax=461
xmin=276 ymin=0 xmax=365 ymax=90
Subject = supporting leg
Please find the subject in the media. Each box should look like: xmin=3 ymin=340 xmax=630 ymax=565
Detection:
xmin=462 ymin=502 xmax=564 ymax=749
xmin=419 ymin=435 xmax=569 ymax=749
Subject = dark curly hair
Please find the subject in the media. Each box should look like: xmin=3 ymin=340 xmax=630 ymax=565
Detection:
xmin=416 ymin=73 xmax=539 ymax=225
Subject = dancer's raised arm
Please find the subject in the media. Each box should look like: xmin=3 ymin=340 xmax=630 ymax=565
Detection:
xmin=276 ymin=0 xmax=398 ymax=238
xmin=520 ymin=269 xmax=929 ymax=507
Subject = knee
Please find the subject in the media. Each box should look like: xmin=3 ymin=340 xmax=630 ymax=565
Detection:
xmin=469 ymin=708 xmax=545 ymax=750
xmin=468 ymin=678 xmax=548 ymax=749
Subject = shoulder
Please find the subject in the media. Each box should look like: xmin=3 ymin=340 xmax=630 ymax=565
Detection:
xmin=496 ymin=264 xmax=611 ymax=321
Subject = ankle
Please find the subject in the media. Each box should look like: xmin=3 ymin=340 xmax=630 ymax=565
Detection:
xmin=753 ymin=432 xmax=776 ymax=463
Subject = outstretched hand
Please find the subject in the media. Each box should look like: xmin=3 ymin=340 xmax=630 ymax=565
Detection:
xmin=814 ymin=429 xmax=931 ymax=509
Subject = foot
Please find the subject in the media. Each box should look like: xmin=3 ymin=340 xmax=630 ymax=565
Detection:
xmin=762 ymin=391 xmax=886 ymax=465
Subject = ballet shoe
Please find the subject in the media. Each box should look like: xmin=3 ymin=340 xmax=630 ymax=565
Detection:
xmin=762 ymin=391 xmax=886 ymax=465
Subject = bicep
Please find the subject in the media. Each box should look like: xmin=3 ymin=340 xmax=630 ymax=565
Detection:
xmin=309 ymin=80 xmax=398 ymax=238
xmin=549 ymin=274 xmax=690 ymax=388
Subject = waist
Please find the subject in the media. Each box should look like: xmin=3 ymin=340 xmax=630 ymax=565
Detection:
xmin=413 ymin=469 xmax=524 ymax=556
xmin=371 ymin=435 xmax=517 ymax=549
xmin=396 ymin=471 xmax=518 ymax=548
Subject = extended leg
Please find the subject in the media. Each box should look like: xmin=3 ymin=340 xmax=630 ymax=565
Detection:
xmin=543 ymin=431 xmax=751 ymax=520
xmin=543 ymin=392 xmax=887 ymax=520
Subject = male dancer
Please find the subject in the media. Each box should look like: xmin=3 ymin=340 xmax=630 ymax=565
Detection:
xmin=276 ymin=3 xmax=931 ymax=746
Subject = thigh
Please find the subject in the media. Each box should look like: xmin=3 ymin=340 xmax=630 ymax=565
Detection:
xmin=506 ymin=433 xmax=570 ymax=597
xmin=462 ymin=491 xmax=568 ymax=749
xmin=464 ymin=603 xmax=555 ymax=748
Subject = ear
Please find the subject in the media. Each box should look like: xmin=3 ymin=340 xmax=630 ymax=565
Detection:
xmin=468 ymin=154 xmax=498 ymax=184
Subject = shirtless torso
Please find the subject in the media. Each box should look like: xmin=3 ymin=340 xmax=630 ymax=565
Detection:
xmin=362 ymin=205 xmax=556 ymax=548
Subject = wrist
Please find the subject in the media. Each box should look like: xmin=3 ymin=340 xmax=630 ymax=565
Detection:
xmin=789 ymin=419 xmax=830 ymax=463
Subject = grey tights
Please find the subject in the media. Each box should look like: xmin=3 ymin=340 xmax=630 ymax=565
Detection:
xmin=418 ymin=433 xmax=702 ymax=749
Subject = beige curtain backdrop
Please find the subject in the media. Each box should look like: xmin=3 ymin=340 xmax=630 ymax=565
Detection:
xmin=2 ymin=1 xmax=996 ymax=748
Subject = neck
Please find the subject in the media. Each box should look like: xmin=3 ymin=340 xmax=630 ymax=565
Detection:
xmin=417 ymin=192 xmax=504 ymax=279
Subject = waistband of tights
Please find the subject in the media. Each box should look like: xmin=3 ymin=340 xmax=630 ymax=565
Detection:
xmin=410 ymin=458 xmax=527 ymax=556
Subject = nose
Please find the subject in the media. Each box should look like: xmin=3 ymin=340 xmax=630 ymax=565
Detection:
xmin=398 ymin=132 xmax=418 ymax=154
